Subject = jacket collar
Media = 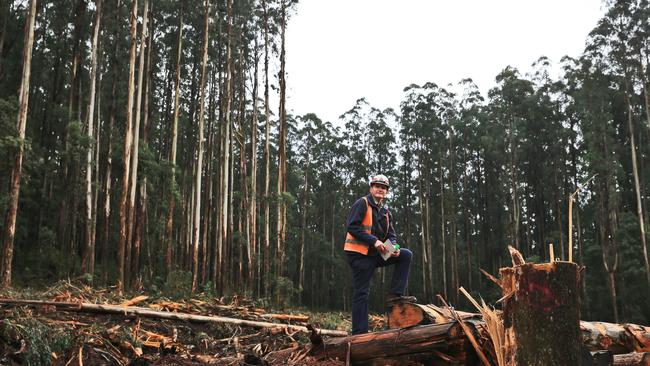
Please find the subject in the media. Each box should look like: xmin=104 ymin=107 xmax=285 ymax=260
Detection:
xmin=366 ymin=193 xmax=383 ymax=209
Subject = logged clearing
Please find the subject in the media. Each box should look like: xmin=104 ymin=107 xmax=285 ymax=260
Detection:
xmin=0 ymin=280 xmax=374 ymax=365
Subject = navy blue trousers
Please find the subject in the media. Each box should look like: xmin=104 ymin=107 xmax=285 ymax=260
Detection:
xmin=346 ymin=248 xmax=413 ymax=334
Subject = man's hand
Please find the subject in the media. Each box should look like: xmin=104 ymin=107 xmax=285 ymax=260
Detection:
xmin=374 ymin=240 xmax=388 ymax=254
xmin=391 ymin=248 xmax=400 ymax=257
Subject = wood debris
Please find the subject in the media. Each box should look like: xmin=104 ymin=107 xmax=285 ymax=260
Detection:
xmin=0 ymin=281 xmax=350 ymax=365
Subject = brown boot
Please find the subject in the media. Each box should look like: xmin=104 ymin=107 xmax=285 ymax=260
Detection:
xmin=386 ymin=294 xmax=417 ymax=304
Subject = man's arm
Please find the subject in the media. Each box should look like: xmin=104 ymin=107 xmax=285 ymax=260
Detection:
xmin=346 ymin=198 xmax=377 ymax=247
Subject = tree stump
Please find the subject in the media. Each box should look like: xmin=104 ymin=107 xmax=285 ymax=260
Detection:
xmin=500 ymin=261 xmax=582 ymax=366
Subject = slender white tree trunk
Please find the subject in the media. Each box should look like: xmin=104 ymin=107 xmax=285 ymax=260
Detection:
xmin=261 ymin=0 xmax=272 ymax=297
xmin=1 ymin=0 xmax=37 ymax=289
xmin=166 ymin=7 xmax=184 ymax=275
xmin=117 ymin=0 xmax=138 ymax=294
xmin=82 ymin=0 xmax=103 ymax=278
xmin=125 ymin=0 xmax=149 ymax=286
xmin=192 ymin=0 xmax=210 ymax=293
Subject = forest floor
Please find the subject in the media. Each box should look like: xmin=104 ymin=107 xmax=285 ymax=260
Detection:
xmin=0 ymin=280 xmax=382 ymax=365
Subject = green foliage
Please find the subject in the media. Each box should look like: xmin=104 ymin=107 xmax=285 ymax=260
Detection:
xmin=278 ymin=191 xmax=296 ymax=206
xmin=64 ymin=121 xmax=93 ymax=161
xmin=273 ymin=276 xmax=300 ymax=308
xmin=26 ymin=227 xmax=74 ymax=280
xmin=0 ymin=98 xmax=19 ymax=213
xmin=0 ymin=312 xmax=76 ymax=366
xmin=309 ymin=311 xmax=349 ymax=332
xmin=164 ymin=270 xmax=193 ymax=299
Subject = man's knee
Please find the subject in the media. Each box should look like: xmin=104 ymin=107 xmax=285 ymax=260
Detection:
xmin=401 ymin=248 xmax=413 ymax=262
xmin=353 ymin=286 xmax=370 ymax=300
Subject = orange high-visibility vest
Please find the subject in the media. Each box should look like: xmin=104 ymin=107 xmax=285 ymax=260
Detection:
xmin=344 ymin=197 xmax=390 ymax=255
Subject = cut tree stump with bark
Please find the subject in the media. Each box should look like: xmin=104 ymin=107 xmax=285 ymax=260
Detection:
xmin=309 ymin=321 xmax=474 ymax=365
xmin=500 ymin=261 xmax=582 ymax=366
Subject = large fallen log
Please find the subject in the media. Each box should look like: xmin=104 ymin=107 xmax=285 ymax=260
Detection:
xmin=309 ymin=321 xmax=474 ymax=364
xmin=0 ymin=298 xmax=347 ymax=337
xmin=389 ymin=301 xmax=650 ymax=357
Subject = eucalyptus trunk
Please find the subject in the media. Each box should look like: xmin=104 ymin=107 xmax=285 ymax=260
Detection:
xmin=236 ymin=55 xmax=249 ymax=290
xmin=249 ymin=37 xmax=259 ymax=293
xmin=599 ymin=138 xmax=619 ymax=323
xmin=166 ymin=7 xmax=183 ymax=275
xmin=102 ymin=0 xmax=120 ymax=284
xmin=200 ymin=72 xmax=216 ymax=286
xmin=82 ymin=0 xmax=103 ymax=278
xmin=133 ymin=2 xmax=154 ymax=282
xmin=262 ymin=0 xmax=271 ymax=298
xmin=117 ymin=0 xmax=139 ymax=294
xmin=439 ymin=155 xmax=447 ymax=300
xmin=509 ymin=116 xmax=520 ymax=251
xmin=125 ymin=0 xmax=149 ymax=286
xmin=624 ymin=82 xmax=650 ymax=299
xmin=217 ymin=0 xmax=234 ymax=292
xmin=462 ymin=147 xmax=472 ymax=290
xmin=298 ymin=154 xmax=310 ymax=303
xmin=191 ymin=0 xmax=210 ymax=293
xmin=0 ymin=0 xmax=37 ymax=289
xmin=417 ymin=147 xmax=430 ymax=301
xmin=58 ymin=0 xmax=87 ymax=252
xmin=276 ymin=0 xmax=288 ymax=282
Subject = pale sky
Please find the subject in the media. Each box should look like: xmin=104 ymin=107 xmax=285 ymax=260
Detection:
xmin=285 ymin=0 xmax=605 ymax=124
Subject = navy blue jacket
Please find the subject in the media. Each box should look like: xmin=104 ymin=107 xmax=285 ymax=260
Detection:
xmin=346 ymin=194 xmax=397 ymax=256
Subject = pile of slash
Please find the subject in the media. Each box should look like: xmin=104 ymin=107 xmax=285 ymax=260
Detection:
xmin=0 ymin=281 xmax=370 ymax=366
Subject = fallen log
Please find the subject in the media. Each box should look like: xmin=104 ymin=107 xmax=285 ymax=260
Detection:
xmin=0 ymin=298 xmax=347 ymax=337
xmin=581 ymin=321 xmax=637 ymax=354
xmin=260 ymin=313 xmax=310 ymax=322
xmin=309 ymin=321 xmax=473 ymax=364
xmin=613 ymin=352 xmax=650 ymax=366
xmin=389 ymin=301 xmax=650 ymax=355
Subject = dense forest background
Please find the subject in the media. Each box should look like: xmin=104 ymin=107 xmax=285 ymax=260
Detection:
xmin=1 ymin=0 xmax=650 ymax=325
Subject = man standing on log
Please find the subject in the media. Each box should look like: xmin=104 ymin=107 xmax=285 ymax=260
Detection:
xmin=344 ymin=174 xmax=415 ymax=334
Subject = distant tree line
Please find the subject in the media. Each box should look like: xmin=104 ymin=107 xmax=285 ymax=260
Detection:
xmin=0 ymin=0 xmax=649 ymax=323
